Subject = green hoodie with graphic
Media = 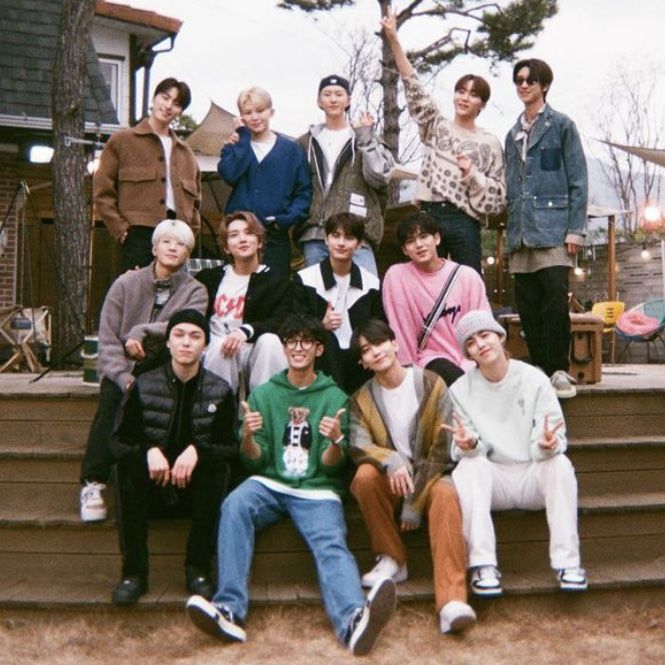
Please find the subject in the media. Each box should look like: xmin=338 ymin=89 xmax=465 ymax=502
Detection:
xmin=240 ymin=370 xmax=349 ymax=495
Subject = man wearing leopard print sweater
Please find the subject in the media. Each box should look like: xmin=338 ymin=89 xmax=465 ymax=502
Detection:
xmin=381 ymin=8 xmax=505 ymax=274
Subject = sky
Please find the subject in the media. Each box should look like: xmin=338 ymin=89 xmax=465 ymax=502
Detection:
xmin=125 ymin=0 xmax=665 ymax=175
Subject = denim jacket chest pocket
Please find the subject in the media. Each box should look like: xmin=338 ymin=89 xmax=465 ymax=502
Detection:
xmin=540 ymin=147 xmax=562 ymax=171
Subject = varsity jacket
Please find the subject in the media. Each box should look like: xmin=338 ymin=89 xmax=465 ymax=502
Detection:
xmin=195 ymin=263 xmax=292 ymax=342
xmin=349 ymin=367 xmax=454 ymax=527
xmin=295 ymin=124 xmax=393 ymax=248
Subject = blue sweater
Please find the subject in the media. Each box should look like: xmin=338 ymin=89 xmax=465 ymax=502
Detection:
xmin=218 ymin=127 xmax=312 ymax=228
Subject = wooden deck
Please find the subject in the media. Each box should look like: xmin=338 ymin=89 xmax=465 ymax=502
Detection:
xmin=1 ymin=365 xmax=665 ymax=609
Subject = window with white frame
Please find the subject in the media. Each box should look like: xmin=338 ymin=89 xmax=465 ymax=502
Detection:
xmin=98 ymin=56 xmax=123 ymax=114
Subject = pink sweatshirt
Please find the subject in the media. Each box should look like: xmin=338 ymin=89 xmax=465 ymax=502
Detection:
xmin=382 ymin=260 xmax=491 ymax=371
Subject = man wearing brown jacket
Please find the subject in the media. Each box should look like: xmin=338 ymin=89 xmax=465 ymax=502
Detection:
xmin=95 ymin=78 xmax=201 ymax=271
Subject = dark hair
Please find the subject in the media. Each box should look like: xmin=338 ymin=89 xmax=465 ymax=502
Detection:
xmin=350 ymin=319 xmax=395 ymax=359
xmin=396 ymin=211 xmax=440 ymax=246
xmin=279 ymin=314 xmax=326 ymax=346
xmin=512 ymin=58 xmax=553 ymax=100
xmin=218 ymin=211 xmax=265 ymax=262
xmin=454 ymin=74 xmax=491 ymax=107
xmin=324 ymin=212 xmax=365 ymax=242
xmin=153 ymin=77 xmax=192 ymax=111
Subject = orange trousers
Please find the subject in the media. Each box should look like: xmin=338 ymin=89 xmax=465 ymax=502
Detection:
xmin=350 ymin=464 xmax=468 ymax=610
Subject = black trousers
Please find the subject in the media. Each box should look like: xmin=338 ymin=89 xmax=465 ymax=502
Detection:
xmin=121 ymin=226 xmax=156 ymax=271
xmin=514 ymin=265 xmax=571 ymax=377
xmin=114 ymin=451 xmax=229 ymax=579
xmin=80 ymin=377 xmax=123 ymax=484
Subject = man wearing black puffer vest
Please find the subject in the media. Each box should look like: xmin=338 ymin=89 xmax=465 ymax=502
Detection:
xmin=111 ymin=309 xmax=237 ymax=606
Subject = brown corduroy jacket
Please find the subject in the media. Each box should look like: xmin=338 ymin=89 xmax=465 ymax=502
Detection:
xmin=94 ymin=117 xmax=201 ymax=242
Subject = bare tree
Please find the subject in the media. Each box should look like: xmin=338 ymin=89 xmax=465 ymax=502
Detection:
xmin=280 ymin=0 xmax=558 ymax=201
xmin=592 ymin=64 xmax=665 ymax=235
xmin=51 ymin=0 xmax=96 ymax=363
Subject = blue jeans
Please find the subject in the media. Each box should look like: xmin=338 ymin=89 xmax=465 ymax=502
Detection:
xmin=421 ymin=202 xmax=482 ymax=275
xmin=213 ymin=479 xmax=365 ymax=641
xmin=301 ymin=239 xmax=378 ymax=276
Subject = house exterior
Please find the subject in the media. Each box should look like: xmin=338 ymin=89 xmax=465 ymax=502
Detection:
xmin=0 ymin=0 xmax=181 ymax=318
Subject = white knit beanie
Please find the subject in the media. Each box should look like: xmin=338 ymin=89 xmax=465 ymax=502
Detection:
xmin=456 ymin=310 xmax=506 ymax=358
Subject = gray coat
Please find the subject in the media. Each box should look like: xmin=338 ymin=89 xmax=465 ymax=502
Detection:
xmin=98 ymin=264 xmax=207 ymax=391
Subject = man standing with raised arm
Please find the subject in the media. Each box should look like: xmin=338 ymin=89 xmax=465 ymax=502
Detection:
xmin=381 ymin=8 xmax=505 ymax=274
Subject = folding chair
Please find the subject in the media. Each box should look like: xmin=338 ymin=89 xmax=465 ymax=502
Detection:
xmin=591 ymin=300 xmax=625 ymax=363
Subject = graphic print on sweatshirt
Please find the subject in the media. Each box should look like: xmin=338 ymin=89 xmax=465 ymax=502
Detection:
xmin=282 ymin=406 xmax=312 ymax=478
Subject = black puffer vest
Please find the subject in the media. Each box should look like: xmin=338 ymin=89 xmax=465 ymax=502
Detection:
xmin=135 ymin=364 xmax=235 ymax=458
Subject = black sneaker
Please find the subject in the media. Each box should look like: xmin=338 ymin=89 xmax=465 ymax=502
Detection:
xmin=111 ymin=576 xmax=148 ymax=606
xmin=186 ymin=595 xmax=246 ymax=642
xmin=347 ymin=577 xmax=396 ymax=656
xmin=186 ymin=567 xmax=214 ymax=600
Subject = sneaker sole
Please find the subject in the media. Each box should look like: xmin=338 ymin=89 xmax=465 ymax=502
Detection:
xmin=560 ymin=581 xmax=588 ymax=592
xmin=351 ymin=579 xmax=396 ymax=656
xmin=80 ymin=507 xmax=108 ymax=522
xmin=186 ymin=597 xmax=246 ymax=642
xmin=449 ymin=612 xmax=477 ymax=633
xmin=470 ymin=585 xmax=503 ymax=598
xmin=555 ymin=389 xmax=577 ymax=399
xmin=361 ymin=567 xmax=408 ymax=589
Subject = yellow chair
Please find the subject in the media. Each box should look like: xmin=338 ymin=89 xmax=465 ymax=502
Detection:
xmin=591 ymin=301 xmax=625 ymax=363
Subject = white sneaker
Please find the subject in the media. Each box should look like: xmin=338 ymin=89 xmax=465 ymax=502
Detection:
xmin=80 ymin=481 xmax=107 ymax=522
xmin=550 ymin=370 xmax=577 ymax=399
xmin=361 ymin=555 xmax=408 ymax=589
xmin=470 ymin=565 xmax=503 ymax=597
xmin=558 ymin=567 xmax=588 ymax=592
xmin=439 ymin=600 xmax=477 ymax=634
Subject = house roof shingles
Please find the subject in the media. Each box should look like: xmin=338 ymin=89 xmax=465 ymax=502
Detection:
xmin=0 ymin=0 xmax=118 ymax=126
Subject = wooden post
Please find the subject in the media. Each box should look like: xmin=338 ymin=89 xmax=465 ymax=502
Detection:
xmin=608 ymin=214 xmax=617 ymax=301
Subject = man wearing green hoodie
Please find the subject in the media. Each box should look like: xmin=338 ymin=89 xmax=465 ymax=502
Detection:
xmin=186 ymin=314 xmax=395 ymax=656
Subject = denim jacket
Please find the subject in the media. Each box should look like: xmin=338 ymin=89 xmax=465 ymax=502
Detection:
xmin=505 ymin=105 xmax=588 ymax=253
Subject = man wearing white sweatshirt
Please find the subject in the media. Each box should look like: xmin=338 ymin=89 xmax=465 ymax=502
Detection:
xmin=446 ymin=310 xmax=587 ymax=597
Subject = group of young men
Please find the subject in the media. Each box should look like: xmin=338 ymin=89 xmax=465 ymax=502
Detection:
xmin=80 ymin=10 xmax=590 ymax=655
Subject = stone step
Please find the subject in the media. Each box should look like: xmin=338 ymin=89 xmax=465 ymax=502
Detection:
xmin=1 ymin=539 xmax=665 ymax=610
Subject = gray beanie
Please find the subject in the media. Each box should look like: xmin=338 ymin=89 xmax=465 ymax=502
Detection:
xmin=456 ymin=310 xmax=505 ymax=358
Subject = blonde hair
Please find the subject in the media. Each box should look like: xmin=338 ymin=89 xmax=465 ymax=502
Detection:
xmin=237 ymin=86 xmax=272 ymax=112
xmin=151 ymin=219 xmax=195 ymax=252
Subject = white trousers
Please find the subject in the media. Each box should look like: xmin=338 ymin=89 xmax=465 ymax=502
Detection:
xmin=452 ymin=455 xmax=581 ymax=570
xmin=203 ymin=332 xmax=287 ymax=393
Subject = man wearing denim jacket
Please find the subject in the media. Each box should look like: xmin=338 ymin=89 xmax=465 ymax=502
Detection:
xmin=505 ymin=58 xmax=588 ymax=399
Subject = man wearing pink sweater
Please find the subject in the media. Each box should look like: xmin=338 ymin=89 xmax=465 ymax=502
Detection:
xmin=382 ymin=212 xmax=490 ymax=386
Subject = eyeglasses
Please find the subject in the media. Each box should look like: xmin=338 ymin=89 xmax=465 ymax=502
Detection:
xmin=283 ymin=338 xmax=316 ymax=350
xmin=515 ymin=76 xmax=537 ymax=87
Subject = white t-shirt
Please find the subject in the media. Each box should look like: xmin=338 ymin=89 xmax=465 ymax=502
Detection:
xmin=379 ymin=368 xmax=419 ymax=462
xmin=318 ymin=126 xmax=353 ymax=189
xmin=158 ymin=135 xmax=175 ymax=211
xmin=332 ymin=272 xmax=353 ymax=349
xmin=209 ymin=266 xmax=251 ymax=337
xmin=251 ymin=134 xmax=277 ymax=163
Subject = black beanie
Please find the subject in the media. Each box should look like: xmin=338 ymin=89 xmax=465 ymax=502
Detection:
xmin=318 ymin=74 xmax=350 ymax=95
xmin=166 ymin=309 xmax=210 ymax=344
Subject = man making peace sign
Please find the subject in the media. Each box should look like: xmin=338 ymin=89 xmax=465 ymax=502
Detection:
xmin=447 ymin=310 xmax=587 ymax=597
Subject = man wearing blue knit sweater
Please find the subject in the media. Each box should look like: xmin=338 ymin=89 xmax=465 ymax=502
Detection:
xmin=219 ymin=86 xmax=312 ymax=278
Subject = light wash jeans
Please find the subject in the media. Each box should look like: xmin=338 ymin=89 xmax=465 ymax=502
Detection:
xmin=213 ymin=479 xmax=365 ymax=641
xmin=301 ymin=239 xmax=378 ymax=276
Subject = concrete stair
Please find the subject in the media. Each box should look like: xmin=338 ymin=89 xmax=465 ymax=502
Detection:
xmin=1 ymin=371 xmax=665 ymax=608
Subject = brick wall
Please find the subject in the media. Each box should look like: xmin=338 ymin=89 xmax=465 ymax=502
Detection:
xmin=0 ymin=151 xmax=19 ymax=309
